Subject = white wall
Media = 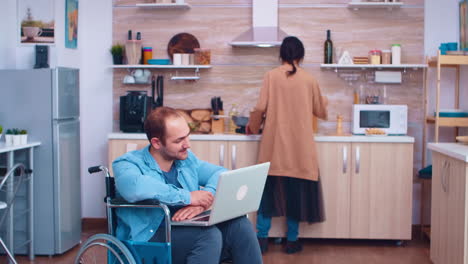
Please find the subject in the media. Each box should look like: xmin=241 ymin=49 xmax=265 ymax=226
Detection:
xmin=0 ymin=0 xmax=112 ymax=218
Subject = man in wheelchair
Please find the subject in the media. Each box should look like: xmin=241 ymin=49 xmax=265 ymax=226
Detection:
xmin=113 ymin=106 xmax=263 ymax=264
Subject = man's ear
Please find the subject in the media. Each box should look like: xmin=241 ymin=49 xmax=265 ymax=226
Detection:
xmin=150 ymin=137 xmax=163 ymax=150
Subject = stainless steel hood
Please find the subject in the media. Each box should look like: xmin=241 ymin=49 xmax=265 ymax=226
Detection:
xmin=229 ymin=0 xmax=288 ymax=47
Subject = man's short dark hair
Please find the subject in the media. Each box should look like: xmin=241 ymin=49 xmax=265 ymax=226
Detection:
xmin=144 ymin=107 xmax=182 ymax=144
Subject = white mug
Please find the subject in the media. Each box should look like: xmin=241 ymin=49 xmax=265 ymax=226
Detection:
xmin=181 ymin=54 xmax=190 ymax=65
xmin=123 ymin=75 xmax=136 ymax=84
xmin=173 ymin=53 xmax=183 ymax=65
xmin=133 ymin=69 xmax=143 ymax=78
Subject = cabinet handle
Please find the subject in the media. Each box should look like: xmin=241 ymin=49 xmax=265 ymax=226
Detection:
xmin=355 ymin=146 xmax=360 ymax=174
xmin=219 ymin=144 xmax=225 ymax=167
xmin=441 ymin=160 xmax=449 ymax=193
xmin=231 ymin=144 xmax=237 ymax=170
xmin=342 ymin=145 xmax=347 ymax=174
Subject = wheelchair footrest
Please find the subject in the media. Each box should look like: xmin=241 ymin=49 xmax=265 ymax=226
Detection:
xmin=122 ymin=240 xmax=172 ymax=264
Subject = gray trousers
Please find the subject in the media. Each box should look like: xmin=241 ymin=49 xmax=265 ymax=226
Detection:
xmin=151 ymin=216 xmax=262 ymax=264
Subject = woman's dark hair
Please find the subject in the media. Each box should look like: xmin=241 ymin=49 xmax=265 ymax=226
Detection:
xmin=279 ymin=36 xmax=305 ymax=77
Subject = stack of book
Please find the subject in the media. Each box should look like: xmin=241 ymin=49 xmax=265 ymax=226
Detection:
xmin=353 ymin=56 xmax=369 ymax=64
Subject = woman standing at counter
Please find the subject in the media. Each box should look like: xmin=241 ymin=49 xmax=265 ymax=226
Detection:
xmin=247 ymin=36 xmax=328 ymax=254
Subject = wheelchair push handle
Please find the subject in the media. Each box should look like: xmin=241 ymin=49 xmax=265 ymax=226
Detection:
xmin=88 ymin=166 xmax=103 ymax=174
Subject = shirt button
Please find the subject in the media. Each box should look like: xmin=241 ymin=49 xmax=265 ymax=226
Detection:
xmin=150 ymin=229 xmax=154 ymax=233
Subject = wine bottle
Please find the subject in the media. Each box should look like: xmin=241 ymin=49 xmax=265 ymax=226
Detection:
xmin=324 ymin=30 xmax=333 ymax=64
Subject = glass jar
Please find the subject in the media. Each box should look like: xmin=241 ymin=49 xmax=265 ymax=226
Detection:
xmin=369 ymin=50 xmax=381 ymax=65
xmin=391 ymin=44 xmax=401 ymax=65
xmin=381 ymin=50 xmax=391 ymax=64
xmin=194 ymin=48 xmax=211 ymax=65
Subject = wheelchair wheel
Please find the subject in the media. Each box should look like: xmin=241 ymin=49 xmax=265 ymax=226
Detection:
xmin=74 ymin=233 xmax=136 ymax=264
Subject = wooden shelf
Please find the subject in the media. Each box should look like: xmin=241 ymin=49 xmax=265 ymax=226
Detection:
xmin=348 ymin=2 xmax=404 ymax=10
xmin=426 ymin=116 xmax=468 ymax=127
xmin=320 ymin=63 xmax=427 ymax=69
xmin=428 ymin=55 xmax=468 ymax=67
xmin=135 ymin=3 xmax=190 ymax=9
xmin=112 ymin=65 xmax=211 ymax=69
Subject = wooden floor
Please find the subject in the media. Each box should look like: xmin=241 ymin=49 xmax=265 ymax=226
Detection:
xmin=2 ymin=224 xmax=431 ymax=264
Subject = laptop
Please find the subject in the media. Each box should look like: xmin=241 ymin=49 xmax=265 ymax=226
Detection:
xmin=171 ymin=162 xmax=270 ymax=227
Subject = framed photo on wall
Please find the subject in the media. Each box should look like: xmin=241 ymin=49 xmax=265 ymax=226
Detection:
xmin=65 ymin=0 xmax=78 ymax=49
xmin=461 ymin=0 xmax=468 ymax=51
xmin=18 ymin=0 xmax=55 ymax=45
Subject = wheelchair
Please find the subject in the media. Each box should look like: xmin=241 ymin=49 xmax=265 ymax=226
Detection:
xmin=74 ymin=166 xmax=172 ymax=264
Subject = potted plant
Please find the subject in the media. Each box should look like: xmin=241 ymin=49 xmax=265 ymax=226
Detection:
xmin=5 ymin=129 xmax=13 ymax=146
xmin=0 ymin=125 xmax=3 ymax=141
xmin=19 ymin=129 xmax=28 ymax=145
xmin=110 ymin=43 xmax=124 ymax=65
xmin=21 ymin=8 xmax=44 ymax=41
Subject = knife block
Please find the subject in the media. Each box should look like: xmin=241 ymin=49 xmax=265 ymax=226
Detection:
xmin=211 ymin=110 xmax=224 ymax=134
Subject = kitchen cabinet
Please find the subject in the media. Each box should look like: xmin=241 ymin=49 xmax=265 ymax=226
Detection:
xmin=268 ymin=142 xmax=413 ymax=240
xmin=189 ymin=140 xmax=259 ymax=170
xmin=430 ymin=151 xmax=468 ymax=264
xmin=107 ymin=138 xmax=259 ymax=174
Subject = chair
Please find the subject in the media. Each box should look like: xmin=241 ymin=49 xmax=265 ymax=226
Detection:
xmin=418 ymin=165 xmax=432 ymax=239
xmin=0 ymin=163 xmax=28 ymax=264
xmin=75 ymin=166 xmax=172 ymax=264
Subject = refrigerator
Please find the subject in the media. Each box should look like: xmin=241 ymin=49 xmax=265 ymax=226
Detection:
xmin=0 ymin=68 xmax=81 ymax=255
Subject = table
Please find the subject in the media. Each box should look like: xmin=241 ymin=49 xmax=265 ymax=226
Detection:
xmin=0 ymin=142 xmax=40 ymax=261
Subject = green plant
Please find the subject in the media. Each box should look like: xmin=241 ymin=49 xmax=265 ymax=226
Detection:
xmin=0 ymin=125 xmax=3 ymax=134
xmin=21 ymin=20 xmax=43 ymax=28
xmin=7 ymin=128 xmax=20 ymax=135
xmin=110 ymin=44 xmax=124 ymax=56
xmin=21 ymin=7 xmax=43 ymax=28
xmin=19 ymin=129 xmax=27 ymax=135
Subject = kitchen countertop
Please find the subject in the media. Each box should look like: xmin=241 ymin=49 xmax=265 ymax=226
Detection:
xmin=428 ymin=143 xmax=468 ymax=162
xmin=109 ymin=133 xmax=415 ymax=143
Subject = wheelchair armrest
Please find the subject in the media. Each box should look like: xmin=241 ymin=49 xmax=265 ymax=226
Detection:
xmin=109 ymin=198 xmax=161 ymax=206
xmin=107 ymin=198 xmax=172 ymax=243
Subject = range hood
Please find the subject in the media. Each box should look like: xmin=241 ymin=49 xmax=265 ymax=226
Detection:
xmin=229 ymin=0 xmax=288 ymax=47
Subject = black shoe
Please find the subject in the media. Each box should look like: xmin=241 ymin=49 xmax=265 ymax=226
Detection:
xmin=258 ymin=237 xmax=268 ymax=254
xmin=284 ymin=240 xmax=302 ymax=254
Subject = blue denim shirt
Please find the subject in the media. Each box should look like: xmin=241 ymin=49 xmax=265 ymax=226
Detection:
xmin=112 ymin=145 xmax=227 ymax=242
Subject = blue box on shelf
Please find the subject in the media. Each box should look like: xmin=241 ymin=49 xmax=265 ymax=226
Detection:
xmin=148 ymin=59 xmax=171 ymax=65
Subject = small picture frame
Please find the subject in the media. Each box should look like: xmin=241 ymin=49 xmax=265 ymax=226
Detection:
xmin=18 ymin=0 xmax=55 ymax=45
xmin=65 ymin=0 xmax=79 ymax=49
xmin=460 ymin=0 xmax=468 ymax=51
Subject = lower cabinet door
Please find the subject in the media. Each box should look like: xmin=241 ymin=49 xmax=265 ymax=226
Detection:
xmin=190 ymin=140 xmax=229 ymax=168
xmin=268 ymin=142 xmax=352 ymax=238
xmin=350 ymin=143 xmax=413 ymax=239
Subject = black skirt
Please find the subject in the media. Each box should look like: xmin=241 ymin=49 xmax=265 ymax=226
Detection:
xmin=258 ymin=175 xmax=325 ymax=223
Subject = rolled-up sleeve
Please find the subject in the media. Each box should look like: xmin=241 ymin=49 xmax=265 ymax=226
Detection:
xmin=113 ymin=159 xmax=191 ymax=205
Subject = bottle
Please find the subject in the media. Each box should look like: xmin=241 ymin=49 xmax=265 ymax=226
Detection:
xmin=391 ymin=44 xmax=401 ymax=65
xmin=143 ymin=47 xmax=153 ymax=64
xmin=336 ymin=114 xmax=343 ymax=135
xmin=228 ymin=104 xmax=239 ymax=134
xmin=353 ymin=87 xmax=360 ymax=104
xmin=324 ymin=30 xmax=333 ymax=64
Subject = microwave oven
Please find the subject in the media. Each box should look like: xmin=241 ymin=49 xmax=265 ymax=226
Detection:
xmin=352 ymin=104 xmax=408 ymax=135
